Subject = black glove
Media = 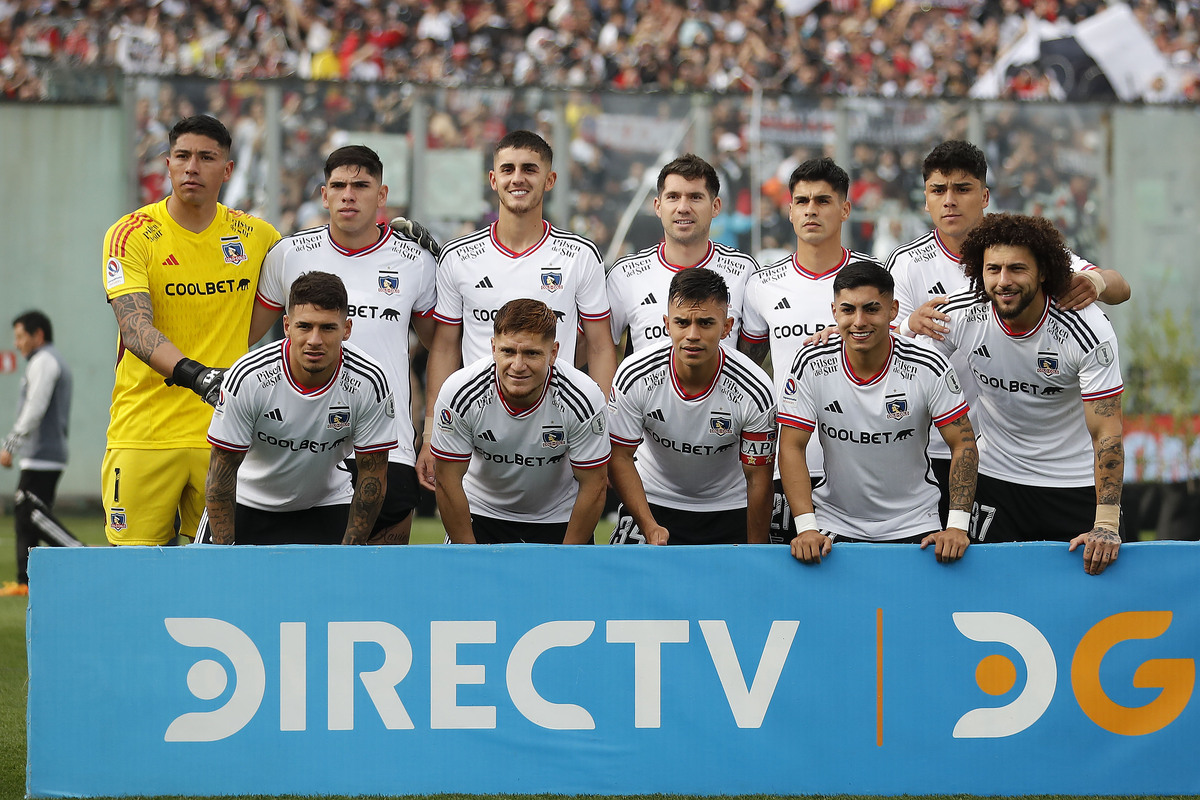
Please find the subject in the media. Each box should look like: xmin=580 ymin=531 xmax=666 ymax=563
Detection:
xmin=168 ymin=358 xmax=225 ymax=407
xmin=390 ymin=216 xmax=442 ymax=259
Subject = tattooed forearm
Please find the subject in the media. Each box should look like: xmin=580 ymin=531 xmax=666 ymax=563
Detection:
xmin=205 ymin=447 xmax=245 ymax=544
xmin=344 ymin=451 xmax=387 ymax=544
xmin=945 ymin=416 xmax=978 ymax=512
xmin=1094 ymin=435 xmax=1124 ymax=506
xmin=1089 ymin=395 xmax=1122 ymax=418
xmin=111 ymin=292 xmax=169 ymax=363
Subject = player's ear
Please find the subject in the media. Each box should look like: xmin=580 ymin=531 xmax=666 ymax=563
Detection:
xmin=282 ymin=315 xmax=291 ymax=336
xmin=711 ymin=196 xmax=722 ymax=217
xmin=549 ymin=340 xmax=560 ymax=364
xmin=343 ymin=317 xmax=352 ymax=341
xmin=722 ymin=313 xmax=734 ymax=339
xmin=544 ymin=170 xmax=557 ymax=191
xmin=840 ymin=198 xmax=851 ymax=221
xmin=320 ymin=184 xmax=330 ymax=210
xmin=889 ymin=298 xmax=899 ymax=323
xmin=488 ymin=169 xmax=498 ymax=192
xmin=490 ymin=336 xmax=496 ymax=356
xmin=222 ymin=159 xmax=234 ymax=183
xmin=982 ymin=186 xmax=990 ymax=208
xmin=378 ymin=184 xmax=389 ymax=208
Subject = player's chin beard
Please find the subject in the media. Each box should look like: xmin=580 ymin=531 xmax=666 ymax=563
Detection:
xmin=991 ymin=289 xmax=1036 ymax=320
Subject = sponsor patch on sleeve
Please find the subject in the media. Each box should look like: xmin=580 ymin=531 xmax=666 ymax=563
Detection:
xmin=106 ymin=258 xmax=125 ymax=290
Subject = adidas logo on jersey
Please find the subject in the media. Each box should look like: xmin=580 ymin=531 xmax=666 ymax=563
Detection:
xmin=928 ymin=282 xmax=946 ymax=294
xmin=477 ymin=429 xmax=497 ymax=442
xmin=162 ymin=254 xmax=180 ymax=266
xmin=264 ymin=408 xmax=283 ymax=421
xmin=476 ymin=277 xmax=494 ymax=289
xmin=973 ymin=345 xmax=991 ymax=358
xmin=775 ymin=298 xmax=792 ymax=310
xmin=648 ymin=409 xmax=666 ymax=422
xmin=824 ymin=401 xmax=843 ymax=413
xmin=640 ymin=293 xmax=657 ymax=306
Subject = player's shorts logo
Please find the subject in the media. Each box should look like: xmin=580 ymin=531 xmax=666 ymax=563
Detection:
xmin=378 ymin=275 xmax=401 ymax=295
xmin=220 ymin=236 xmax=247 ymax=265
xmin=109 ymin=508 xmax=127 ymax=531
xmin=885 ymin=397 xmax=910 ymax=420
xmin=1036 ymin=354 xmax=1060 ymax=376
xmin=542 ymin=428 xmax=566 ymax=448
xmin=709 ymin=415 xmax=733 ymax=435
xmin=540 ymin=272 xmax=563 ymax=292
xmin=327 ymin=408 xmax=351 ymax=431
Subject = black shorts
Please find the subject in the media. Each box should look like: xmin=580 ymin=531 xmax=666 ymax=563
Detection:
xmin=611 ymin=503 xmax=747 ymax=545
xmin=345 ymin=460 xmax=419 ymax=532
xmin=471 ymin=515 xmax=574 ymax=544
xmin=769 ymin=476 xmax=826 ymax=544
xmin=972 ymin=474 xmax=1123 ymax=543
xmin=826 ymin=531 xmax=932 ymax=544
xmin=196 ymin=503 xmax=349 ymax=545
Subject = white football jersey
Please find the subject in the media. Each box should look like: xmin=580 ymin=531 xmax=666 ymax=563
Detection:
xmin=741 ymin=248 xmax=881 ymax=479
xmin=887 ymin=229 xmax=1101 ymax=461
xmin=606 ymin=241 xmax=755 ymax=352
xmin=434 ymin=221 xmax=610 ymax=365
xmin=255 ymin=224 xmax=436 ymax=467
xmin=934 ymin=290 xmax=1122 ymax=487
xmin=208 ymin=340 xmax=398 ymax=512
xmin=608 ymin=343 xmax=776 ymax=512
xmin=778 ymin=337 xmax=969 ymax=541
xmin=431 ymin=357 xmax=610 ymax=523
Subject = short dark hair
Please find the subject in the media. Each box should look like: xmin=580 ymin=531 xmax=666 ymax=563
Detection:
xmin=495 ymin=130 xmax=553 ymax=164
xmin=832 ymin=260 xmax=894 ymax=297
xmin=922 ymin=140 xmax=987 ymax=183
xmin=494 ymin=298 xmax=558 ymax=340
xmin=961 ymin=213 xmax=1072 ymax=301
xmin=168 ymin=115 xmax=232 ymax=152
xmin=324 ymin=145 xmax=383 ymax=182
xmin=668 ymin=267 xmax=729 ymax=308
xmin=12 ymin=310 xmax=52 ymax=342
xmin=657 ymin=153 xmax=720 ymax=199
xmin=788 ymin=157 xmax=850 ymax=198
xmin=288 ymin=271 xmax=349 ymax=315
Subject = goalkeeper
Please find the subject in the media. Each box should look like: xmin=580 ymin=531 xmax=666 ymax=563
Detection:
xmin=100 ymin=115 xmax=282 ymax=546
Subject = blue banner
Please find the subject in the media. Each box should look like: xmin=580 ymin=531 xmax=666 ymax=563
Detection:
xmin=27 ymin=542 xmax=1200 ymax=797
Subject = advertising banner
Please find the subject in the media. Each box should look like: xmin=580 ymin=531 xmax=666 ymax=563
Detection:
xmin=27 ymin=543 xmax=1199 ymax=797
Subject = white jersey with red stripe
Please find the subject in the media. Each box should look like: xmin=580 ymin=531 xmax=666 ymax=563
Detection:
xmin=608 ymin=343 xmax=776 ymax=512
xmin=255 ymin=224 xmax=435 ymax=467
xmin=741 ymin=248 xmax=881 ymax=479
xmin=606 ymin=241 xmax=755 ymax=352
xmin=207 ymin=340 xmax=397 ymax=512
xmin=933 ymin=290 xmax=1122 ymax=487
xmin=886 ymin=229 xmax=1101 ymax=461
xmin=434 ymin=221 xmax=610 ymax=365
xmin=778 ymin=336 xmax=969 ymax=541
xmin=431 ymin=357 xmax=610 ymax=523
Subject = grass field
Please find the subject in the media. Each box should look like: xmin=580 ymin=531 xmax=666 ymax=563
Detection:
xmin=0 ymin=511 xmax=1191 ymax=800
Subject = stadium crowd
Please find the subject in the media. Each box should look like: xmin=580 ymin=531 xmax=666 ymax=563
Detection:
xmin=3 ymin=0 xmax=1199 ymax=102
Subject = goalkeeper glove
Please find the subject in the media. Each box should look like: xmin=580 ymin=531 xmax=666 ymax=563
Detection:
xmin=168 ymin=358 xmax=225 ymax=407
xmin=390 ymin=216 xmax=442 ymax=258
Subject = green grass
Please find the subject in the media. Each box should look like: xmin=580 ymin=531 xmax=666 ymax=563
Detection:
xmin=1 ymin=513 xmax=1193 ymax=800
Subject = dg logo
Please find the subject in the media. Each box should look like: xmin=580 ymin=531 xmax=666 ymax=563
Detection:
xmin=952 ymin=611 xmax=1194 ymax=738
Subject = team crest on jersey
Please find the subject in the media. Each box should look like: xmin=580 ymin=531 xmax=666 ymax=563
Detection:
xmin=327 ymin=407 xmax=352 ymax=431
xmin=109 ymin=508 xmax=127 ymax=532
xmin=540 ymin=272 xmax=563 ymax=292
xmin=378 ymin=274 xmax=401 ymax=295
xmin=709 ymin=415 xmax=733 ymax=436
xmin=542 ymin=427 xmax=566 ymax=448
xmin=885 ymin=396 xmax=910 ymax=420
xmin=1036 ymin=353 xmax=1060 ymax=376
xmin=219 ymin=236 xmax=247 ymax=265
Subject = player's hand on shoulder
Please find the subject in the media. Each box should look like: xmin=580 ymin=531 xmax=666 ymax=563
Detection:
xmin=920 ymin=527 xmax=969 ymax=563
xmin=802 ymin=327 xmax=839 ymax=347
xmin=790 ymin=529 xmax=831 ymax=564
xmin=1056 ymin=272 xmax=1101 ymax=311
xmin=390 ymin=216 xmax=442 ymax=258
xmin=908 ymin=298 xmax=950 ymax=340
xmin=1068 ymin=527 xmax=1120 ymax=575
xmin=168 ymin=358 xmax=225 ymax=407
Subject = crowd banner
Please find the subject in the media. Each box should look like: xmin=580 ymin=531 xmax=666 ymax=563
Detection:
xmin=27 ymin=542 xmax=1199 ymax=797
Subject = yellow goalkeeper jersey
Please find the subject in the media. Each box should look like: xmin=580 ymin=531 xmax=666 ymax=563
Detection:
xmin=103 ymin=198 xmax=281 ymax=449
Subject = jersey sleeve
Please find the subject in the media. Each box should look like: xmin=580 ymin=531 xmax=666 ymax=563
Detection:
xmin=568 ymin=383 xmax=611 ymax=470
xmin=777 ymin=353 xmax=816 ymax=432
xmin=413 ymin=249 xmax=438 ymax=317
xmin=928 ymin=360 xmax=970 ymax=428
xmin=1068 ymin=250 xmax=1098 ymax=272
xmin=606 ymin=269 xmax=630 ymax=345
xmin=576 ymin=250 xmax=611 ymax=322
xmin=739 ymin=276 xmax=769 ymax=342
xmin=889 ymin=257 xmax=920 ymax=324
xmin=606 ymin=369 xmax=645 ymax=449
xmin=255 ymin=241 xmax=287 ymax=310
xmin=429 ymin=373 xmax=474 ymax=460
xmin=102 ymin=214 xmax=152 ymax=300
xmin=207 ymin=374 xmax=257 ymax=452
xmin=1078 ymin=332 xmax=1123 ymax=401
xmin=432 ymin=252 xmax=464 ymax=325
xmin=353 ymin=378 xmax=399 ymax=454
xmin=739 ymin=375 xmax=777 ymax=466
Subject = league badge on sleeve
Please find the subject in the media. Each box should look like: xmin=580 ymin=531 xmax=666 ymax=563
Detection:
xmin=885 ymin=394 xmax=910 ymax=420
xmin=219 ymin=236 xmax=248 ymax=265
xmin=1095 ymin=342 xmax=1115 ymax=367
xmin=106 ymin=258 xmax=125 ymax=290
xmin=1036 ymin=353 xmax=1060 ymax=376
xmin=439 ymin=409 xmax=454 ymax=429
xmin=327 ymin=406 xmax=352 ymax=431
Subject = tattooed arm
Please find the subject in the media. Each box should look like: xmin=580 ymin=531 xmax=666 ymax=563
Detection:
xmin=110 ymin=292 xmax=188 ymax=377
xmin=205 ymin=446 xmax=246 ymax=545
xmin=736 ymin=334 xmax=770 ymax=367
xmin=924 ymin=413 xmax=978 ymax=562
xmin=1070 ymin=394 xmax=1125 ymax=575
xmin=344 ymin=450 xmax=388 ymax=545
